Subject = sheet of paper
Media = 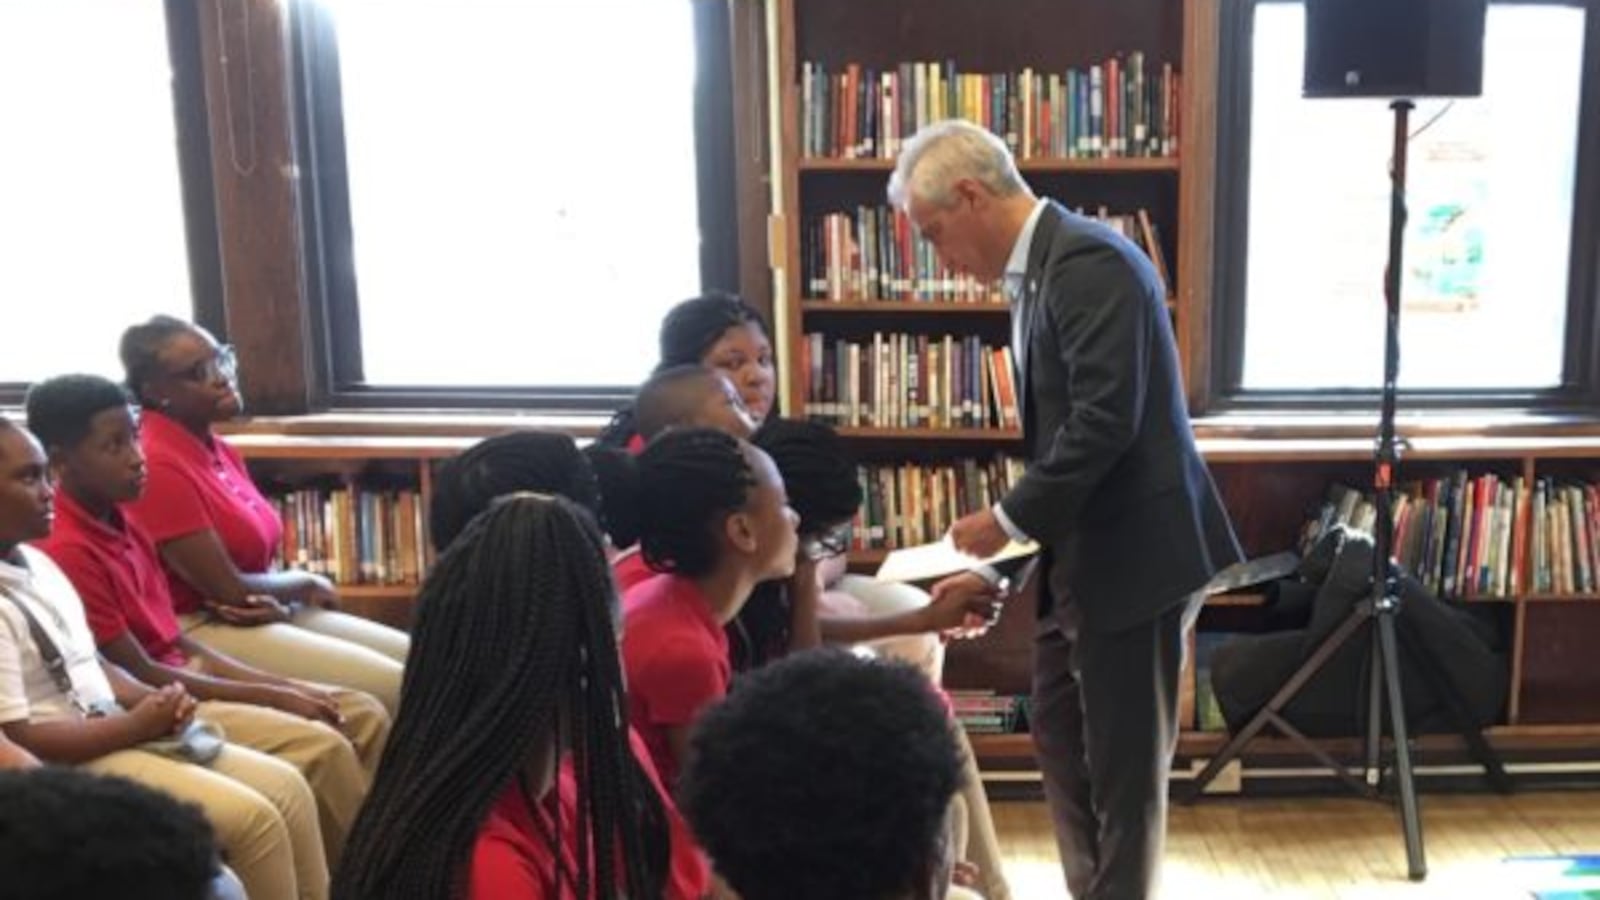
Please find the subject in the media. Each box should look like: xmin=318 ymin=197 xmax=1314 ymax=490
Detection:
xmin=874 ymin=536 xmax=1039 ymax=583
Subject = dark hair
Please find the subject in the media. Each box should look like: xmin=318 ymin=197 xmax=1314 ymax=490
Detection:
xmin=119 ymin=314 xmax=198 ymax=406
xmin=752 ymin=417 xmax=860 ymax=537
xmin=24 ymin=374 xmax=133 ymax=451
xmin=596 ymin=294 xmax=771 ymax=448
xmin=634 ymin=364 xmax=724 ymax=441
xmin=428 ymin=431 xmax=601 ymax=552
xmin=657 ymin=292 xmax=770 ymax=368
xmin=0 ymin=767 xmax=222 ymax=900
xmin=679 ymin=649 xmax=964 ymax=900
xmin=333 ymin=495 xmax=668 ymax=899
xmin=588 ymin=428 xmax=756 ymax=578
xmin=724 ymin=418 xmax=861 ymax=672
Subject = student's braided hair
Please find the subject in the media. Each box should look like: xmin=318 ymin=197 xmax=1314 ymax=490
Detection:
xmin=117 ymin=315 xmax=196 ymax=408
xmin=332 ymin=495 xmax=666 ymax=899
xmin=596 ymin=293 xmax=771 ymax=448
xmin=587 ymin=428 xmax=757 ymax=578
xmin=428 ymin=430 xmax=602 ymax=551
xmin=753 ymin=417 xmax=861 ymax=537
xmin=728 ymin=418 xmax=863 ymax=671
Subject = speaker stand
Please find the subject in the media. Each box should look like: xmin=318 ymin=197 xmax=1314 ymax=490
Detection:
xmin=1182 ymin=99 xmax=1510 ymax=882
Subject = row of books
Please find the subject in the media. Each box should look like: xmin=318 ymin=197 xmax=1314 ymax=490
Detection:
xmin=852 ymin=456 xmax=1026 ymax=551
xmin=800 ymin=56 xmax=1181 ymax=161
xmin=802 ymin=204 xmax=1171 ymax=304
xmin=1302 ymin=474 xmax=1600 ymax=600
xmin=801 ymin=332 xmax=1020 ymax=431
xmin=269 ymin=488 xmax=429 ymax=587
xmin=947 ymin=690 xmax=1024 ymax=735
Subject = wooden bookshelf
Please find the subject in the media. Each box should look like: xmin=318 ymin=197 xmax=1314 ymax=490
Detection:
xmin=800 ymin=300 xmax=1009 ymax=315
xmin=835 ymin=427 xmax=1023 ymax=441
xmin=798 ymin=156 xmax=1180 ymax=174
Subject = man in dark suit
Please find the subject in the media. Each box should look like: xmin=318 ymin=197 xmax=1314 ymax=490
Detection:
xmin=890 ymin=119 xmax=1242 ymax=900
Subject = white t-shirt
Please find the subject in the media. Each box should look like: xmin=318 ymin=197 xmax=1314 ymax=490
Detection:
xmin=0 ymin=545 xmax=116 ymax=725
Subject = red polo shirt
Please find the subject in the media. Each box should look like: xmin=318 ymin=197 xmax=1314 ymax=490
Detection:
xmin=33 ymin=491 xmax=187 ymax=667
xmin=124 ymin=411 xmax=282 ymax=615
xmin=621 ymin=573 xmax=730 ymax=788
xmin=611 ymin=550 xmax=654 ymax=597
xmin=469 ymin=728 xmax=710 ymax=899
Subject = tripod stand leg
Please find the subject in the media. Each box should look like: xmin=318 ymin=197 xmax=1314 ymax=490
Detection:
xmin=1182 ymin=603 xmax=1373 ymax=801
xmin=1394 ymin=621 xmax=1514 ymax=793
xmin=1366 ymin=627 xmax=1384 ymax=787
xmin=1377 ymin=609 xmax=1427 ymax=880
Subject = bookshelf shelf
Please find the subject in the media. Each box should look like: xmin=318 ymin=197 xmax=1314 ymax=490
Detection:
xmin=798 ymin=156 xmax=1180 ymax=174
xmin=835 ymin=427 xmax=1023 ymax=441
xmin=338 ymin=584 xmax=419 ymax=601
xmin=800 ymin=300 xmax=1009 ymax=315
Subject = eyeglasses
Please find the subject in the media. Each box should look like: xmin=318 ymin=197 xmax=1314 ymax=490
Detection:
xmin=799 ymin=521 xmax=852 ymax=561
xmin=167 ymin=345 xmax=237 ymax=384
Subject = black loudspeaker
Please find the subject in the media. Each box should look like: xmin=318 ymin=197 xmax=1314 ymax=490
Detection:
xmin=1303 ymin=0 xmax=1487 ymax=98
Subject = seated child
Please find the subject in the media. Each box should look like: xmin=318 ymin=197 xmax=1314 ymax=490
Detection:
xmin=0 ymin=416 xmax=329 ymax=900
xmin=680 ymin=649 xmax=972 ymax=900
xmin=25 ymin=373 xmax=388 ymax=864
xmin=336 ymin=443 xmax=709 ymax=899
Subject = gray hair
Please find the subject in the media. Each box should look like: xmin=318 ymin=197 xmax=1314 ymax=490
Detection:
xmin=887 ymin=119 xmax=1027 ymax=211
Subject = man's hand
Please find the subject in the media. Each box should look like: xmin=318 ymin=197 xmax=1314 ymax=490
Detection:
xmin=209 ymin=595 xmax=292 ymax=627
xmin=949 ymin=508 xmax=1008 ymax=558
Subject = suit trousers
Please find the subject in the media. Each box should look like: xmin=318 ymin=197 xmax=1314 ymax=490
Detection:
xmin=1030 ymin=590 xmax=1202 ymax=900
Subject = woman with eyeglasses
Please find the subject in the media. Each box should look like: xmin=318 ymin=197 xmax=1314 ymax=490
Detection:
xmin=117 ymin=316 xmax=408 ymax=715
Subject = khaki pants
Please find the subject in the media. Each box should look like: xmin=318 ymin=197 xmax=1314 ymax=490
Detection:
xmin=87 ymin=743 xmax=327 ymax=900
xmin=196 ymin=698 xmax=381 ymax=867
xmin=182 ymin=608 xmax=408 ymax=714
xmin=834 ymin=574 xmax=947 ymax=683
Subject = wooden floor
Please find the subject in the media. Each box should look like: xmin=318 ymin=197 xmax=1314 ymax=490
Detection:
xmin=992 ymin=790 xmax=1600 ymax=898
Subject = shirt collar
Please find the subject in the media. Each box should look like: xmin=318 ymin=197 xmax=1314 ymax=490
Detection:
xmin=141 ymin=408 xmax=219 ymax=466
xmin=1003 ymin=198 xmax=1050 ymax=288
xmin=51 ymin=489 xmax=129 ymax=545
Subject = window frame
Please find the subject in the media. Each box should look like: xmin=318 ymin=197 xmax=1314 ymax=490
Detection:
xmin=1205 ymin=0 xmax=1600 ymax=414
xmin=290 ymin=0 xmax=746 ymax=412
xmin=0 ymin=0 xmax=225 ymax=408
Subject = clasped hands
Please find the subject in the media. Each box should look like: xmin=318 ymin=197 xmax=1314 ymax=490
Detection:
xmin=928 ymin=507 xmax=1014 ymax=641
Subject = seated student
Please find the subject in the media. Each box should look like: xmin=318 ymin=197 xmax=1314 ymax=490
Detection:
xmin=679 ymin=649 xmax=972 ymax=900
xmin=335 ymin=494 xmax=706 ymax=899
xmin=0 ymin=767 xmax=237 ymax=900
xmin=117 ymin=316 xmax=407 ymax=713
xmin=591 ymin=427 xmax=799 ymax=786
xmin=597 ymin=293 xmax=778 ymax=448
xmin=635 ymin=364 xmax=757 ymax=444
xmin=423 ymin=428 xmax=712 ymax=898
xmin=739 ymin=419 xmax=1013 ymax=900
xmin=0 ymin=417 xmax=329 ymax=900
xmin=609 ymin=365 xmax=757 ymax=590
xmin=25 ymin=374 xmax=388 ymax=861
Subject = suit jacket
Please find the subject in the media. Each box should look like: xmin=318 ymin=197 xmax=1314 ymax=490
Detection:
xmin=997 ymin=202 xmax=1241 ymax=633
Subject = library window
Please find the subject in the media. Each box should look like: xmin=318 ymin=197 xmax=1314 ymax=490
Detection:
xmin=0 ymin=1 xmax=200 ymax=390
xmin=297 ymin=0 xmax=721 ymax=405
xmin=1212 ymin=1 xmax=1598 ymax=407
